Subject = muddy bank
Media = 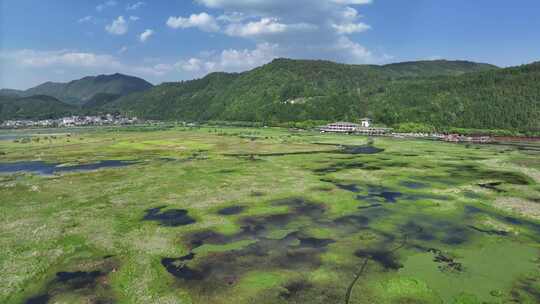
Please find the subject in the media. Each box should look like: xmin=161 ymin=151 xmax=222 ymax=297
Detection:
xmin=24 ymin=257 xmax=118 ymax=304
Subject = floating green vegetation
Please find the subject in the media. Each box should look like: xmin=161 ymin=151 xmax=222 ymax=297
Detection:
xmin=0 ymin=126 xmax=539 ymax=304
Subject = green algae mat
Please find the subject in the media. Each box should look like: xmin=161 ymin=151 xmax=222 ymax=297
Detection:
xmin=1 ymin=126 xmax=539 ymax=304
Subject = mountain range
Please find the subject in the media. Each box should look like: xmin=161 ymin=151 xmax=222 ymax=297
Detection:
xmin=1 ymin=58 xmax=539 ymax=132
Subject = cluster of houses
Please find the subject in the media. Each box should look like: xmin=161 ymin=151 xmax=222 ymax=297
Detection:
xmin=1 ymin=114 xmax=139 ymax=129
xmin=319 ymin=119 xmax=494 ymax=143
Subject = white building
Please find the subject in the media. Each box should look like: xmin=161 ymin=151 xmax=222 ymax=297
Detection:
xmin=361 ymin=118 xmax=372 ymax=128
xmin=320 ymin=119 xmax=391 ymax=135
xmin=320 ymin=122 xmax=360 ymax=133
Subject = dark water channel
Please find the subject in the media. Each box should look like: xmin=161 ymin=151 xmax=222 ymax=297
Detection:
xmin=0 ymin=160 xmax=134 ymax=175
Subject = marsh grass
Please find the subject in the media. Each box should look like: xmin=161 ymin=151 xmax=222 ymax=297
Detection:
xmin=0 ymin=126 xmax=539 ymax=304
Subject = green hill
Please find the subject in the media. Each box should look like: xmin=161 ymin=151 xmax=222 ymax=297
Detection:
xmin=0 ymin=95 xmax=76 ymax=121
xmin=22 ymin=73 xmax=153 ymax=105
xmin=109 ymin=58 xmax=519 ymax=128
xmin=366 ymin=62 xmax=540 ymax=131
xmin=108 ymin=72 xmax=240 ymax=120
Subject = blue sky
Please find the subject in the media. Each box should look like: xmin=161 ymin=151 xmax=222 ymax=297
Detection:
xmin=1 ymin=0 xmax=540 ymax=89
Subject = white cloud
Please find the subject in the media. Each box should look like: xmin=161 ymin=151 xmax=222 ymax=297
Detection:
xmin=132 ymin=63 xmax=174 ymax=77
xmin=342 ymin=7 xmax=360 ymax=20
xmin=139 ymin=29 xmax=155 ymax=42
xmin=334 ymin=36 xmax=373 ymax=62
xmin=225 ymin=18 xmax=318 ymax=38
xmin=220 ymin=43 xmax=278 ymax=70
xmin=217 ymin=12 xmax=248 ymax=23
xmin=96 ymin=0 xmax=117 ymax=12
xmin=332 ymin=0 xmax=372 ymax=4
xmin=126 ymin=1 xmax=145 ymax=10
xmin=106 ymin=16 xmax=128 ymax=35
xmin=166 ymin=12 xmax=220 ymax=32
xmin=178 ymin=58 xmax=205 ymax=72
xmin=78 ymin=16 xmax=94 ymax=23
xmin=129 ymin=16 xmax=140 ymax=21
xmin=187 ymin=0 xmax=383 ymax=64
xmin=2 ymin=49 xmax=122 ymax=69
xmin=225 ymin=18 xmax=287 ymax=37
xmin=176 ymin=43 xmax=278 ymax=74
xmin=196 ymin=0 xmax=370 ymax=11
xmin=332 ymin=22 xmax=370 ymax=34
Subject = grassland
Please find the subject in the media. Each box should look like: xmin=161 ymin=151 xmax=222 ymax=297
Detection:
xmin=0 ymin=126 xmax=539 ymax=304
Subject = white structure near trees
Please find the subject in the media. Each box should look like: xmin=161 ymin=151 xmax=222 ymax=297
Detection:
xmin=319 ymin=119 xmax=392 ymax=135
xmin=361 ymin=118 xmax=372 ymax=128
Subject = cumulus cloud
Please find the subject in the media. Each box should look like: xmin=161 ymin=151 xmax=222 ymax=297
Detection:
xmin=139 ymin=29 xmax=155 ymax=42
xmin=106 ymin=16 xmax=128 ymax=35
xmin=332 ymin=22 xmax=370 ymax=34
xmin=96 ymin=0 xmax=117 ymax=12
xmin=166 ymin=13 xmax=220 ymax=32
xmin=2 ymin=49 xmax=122 ymax=69
xmin=177 ymin=58 xmax=206 ymax=72
xmin=176 ymin=43 xmax=278 ymax=75
xmin=332 ymin=0 xmax=372 ymax=4
xmin=126 ymin=1 xmax=145 ymax=10
xmin=223 ymin=18 xmax=317 ymax=38
xmin=225 ymin=18 xmax=287 ymax=37
xmin=180 ymin=0 xmax=386 ymax=65
xmin=217 ymin=12 xmax=249 ymax=23
xmin=129 ymin=16 xmax=140 ymax=21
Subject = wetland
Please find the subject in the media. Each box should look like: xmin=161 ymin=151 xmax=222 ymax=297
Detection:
xmin=0 ymin=126 xmax=539 ymax=304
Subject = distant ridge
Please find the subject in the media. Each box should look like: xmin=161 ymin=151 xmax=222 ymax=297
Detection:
xmin=0 ymin=89 xmax=24 ymax=98
xmin=0 ymin=95 xmax=76 ymax=120
xmin=20 ymin=73 xmax=153 ymax=105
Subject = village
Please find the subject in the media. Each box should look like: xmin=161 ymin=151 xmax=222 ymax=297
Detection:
xmin=0 ymin=114 xmax=139 ymax=129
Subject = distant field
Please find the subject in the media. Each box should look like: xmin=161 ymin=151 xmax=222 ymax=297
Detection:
xmin=1 ymin=126 xmax=539 ymax=304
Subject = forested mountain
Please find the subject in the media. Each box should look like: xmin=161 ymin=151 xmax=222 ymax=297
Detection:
xmin=108 ymin=59 xmax=500 ymax=123
xmin=380 ymin=60 xmax=498 ymax=77
xmin=2 ymin=58 xmax=539 ymax=132
xmin=0 ymin=95 xmax=76 ymax=120
xmin=366 ymin=62 xmax=540 ymax=131
xmin=21 ymin=73 xmax=153 ymax=105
